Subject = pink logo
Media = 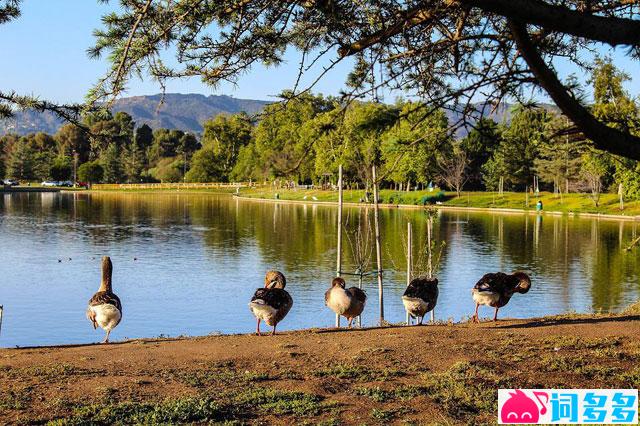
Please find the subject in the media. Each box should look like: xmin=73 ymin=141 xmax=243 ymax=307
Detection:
xmin=501 ymin=390 xmax=548 ymax=423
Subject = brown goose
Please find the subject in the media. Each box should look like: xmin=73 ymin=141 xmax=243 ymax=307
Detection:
xmin=86 ymin=257 xmax=122 ymax=343
xmin=472 ymin=272 xmax=531 ymax=322
xmin=402 ymin=277 xmax=438 ymax=325
xmin=249 ymin=271 xmax=293 ymax=336
xmin=325 ymin=277 xmax=367 ymax=328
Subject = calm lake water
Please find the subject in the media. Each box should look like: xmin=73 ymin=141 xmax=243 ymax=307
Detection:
xmin=0 ymin=191 xmax=639 ymax=347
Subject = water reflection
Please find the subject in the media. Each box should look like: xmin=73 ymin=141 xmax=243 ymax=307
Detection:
xmin=0 ymin=192 xmax=638 ymax=347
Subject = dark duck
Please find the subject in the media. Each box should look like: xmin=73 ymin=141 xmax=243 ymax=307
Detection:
xmin=86 ymin=257 xmax=122 ymax=343
xmin=472 ymin=272 xmax=531 ymax=322
xmin=249 ymin=271 xmax=293 ymax=336
xmin=402 ymin=277 xmax=438 ymax=325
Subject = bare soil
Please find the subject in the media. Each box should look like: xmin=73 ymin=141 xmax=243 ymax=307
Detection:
xmin=1 ymin=314 xmax=640 ymax=425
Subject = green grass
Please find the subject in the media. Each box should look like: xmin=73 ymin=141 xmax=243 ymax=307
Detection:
xmin=48 ymin=396 xmax=223 ymax=425
xmin=237 ymin=187 xmax=640 ymax=216
xmin=313 ymin=364 xmax=405 ymax=381
xmin=46 ymin=388 xmax=329 ymax=424
xmin=421 ymin=361 xmax=510 ymax=421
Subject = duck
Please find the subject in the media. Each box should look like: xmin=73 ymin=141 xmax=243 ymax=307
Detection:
xmin=249 ymin=271 xmax=293 ymax=336
xmin=86 ymin=256 xmax=122 ymax=343
xmin=325 ymin=277 xmax=367 ymax=328
xmin=472 ymin=272 xmax=531 ymax=322
xmin=402 ymin=277 xmax=438 ymax=325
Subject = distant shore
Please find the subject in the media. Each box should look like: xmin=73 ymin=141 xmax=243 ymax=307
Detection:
xmin=1 ymin=312 xmax=638 ymax=424
xmin=0 ymin=186 xmax=61 ymax=193
xmin=233 ymin=188 xmax=640 ymax=221
xmin=35 ymin=183 xmax=639 ymax=220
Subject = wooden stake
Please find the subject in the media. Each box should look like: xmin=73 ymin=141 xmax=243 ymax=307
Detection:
xmin=406 ymin=222 xmax=412 ymax=325
xmin=0 ymin=305 xmax=3 ymax=337
xmin=357 ymin=273 xmax=363 ymax=328
xmin=427 ymin=214 xmax=434 ymax=322
xmin=336 ymin=164 xmax=343 ymax=327
xmin=372 ymin=165 xmax=384 ymax=325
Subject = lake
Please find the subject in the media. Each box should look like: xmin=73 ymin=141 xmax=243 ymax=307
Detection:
xmin=0 ymin=191 xmax=639 ymax=347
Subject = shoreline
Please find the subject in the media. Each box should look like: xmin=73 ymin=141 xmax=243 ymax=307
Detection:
xmin=233 ymin=193 xmax=640 ymax=222
xmin=1 ymin=312 xmax=638 ymax=424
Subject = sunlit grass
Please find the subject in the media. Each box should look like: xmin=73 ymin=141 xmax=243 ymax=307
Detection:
xmin=238 ymin=188 xmax=640 ymax=216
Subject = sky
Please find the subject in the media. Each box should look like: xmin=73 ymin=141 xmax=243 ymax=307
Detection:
xmin=0 ymin=1 xmax=637 ymax=105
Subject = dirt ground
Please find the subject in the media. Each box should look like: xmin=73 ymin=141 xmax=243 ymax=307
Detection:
xmin=1 ymin=314 xmax=639 ymax=425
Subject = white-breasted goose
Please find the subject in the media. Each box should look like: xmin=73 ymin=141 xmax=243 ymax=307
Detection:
xmin=86 ymin=256 xmax=122 ymax=343
xmin=249 ymin=271 xmax=293 ymax=336
xmin=324 ymin=277 xmax=367 ymax=328
xmin=472 ymin=272 xmax=531 ymax=322
xmin=402 ymin=277 xmax=438 ymax=325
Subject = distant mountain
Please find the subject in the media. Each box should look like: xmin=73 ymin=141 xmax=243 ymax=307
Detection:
xmin=0 ymin=93 xmax=270 ymax=135
xmin=0 ymin=93 xmax=558 ymax=137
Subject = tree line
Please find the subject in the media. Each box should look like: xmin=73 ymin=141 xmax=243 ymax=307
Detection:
xmin=0 ymin=60 xmax=638 ymax=204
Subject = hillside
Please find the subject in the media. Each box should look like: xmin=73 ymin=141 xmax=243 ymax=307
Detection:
xmin=0 ymin=93 xmax=270 ymax=135
xmin=0 ymin=94 xmax=556 ymax=136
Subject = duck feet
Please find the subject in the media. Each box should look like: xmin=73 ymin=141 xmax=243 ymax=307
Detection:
xmin=472 ymin=303 xmax=480 ymax=323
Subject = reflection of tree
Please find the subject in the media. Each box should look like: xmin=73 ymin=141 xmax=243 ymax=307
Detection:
xmin=3 ymin=192 xmax=639 ymax=313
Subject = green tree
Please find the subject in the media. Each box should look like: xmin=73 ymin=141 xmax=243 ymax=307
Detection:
xmin=483 ymin=107 xmax=550 ymax=190
xmin=122 ymin=142 xmax=144 ymax=183
xmin=460 ymin=119 xmax=501 ymax=190
xmin=78 ymin=161 xmax=104 ymax=186
xmin=150 ymin=157 xmax=184 ymax=182
xmin=252 ymin=92 xmax=333 ymax=182
xmin=314 ymin=101 xmax=397 ymax=187
xmin=588 ymin=59 xmax=640 ymax=200
xmin=184 ymin=146 xmax=224 ymax=182
xmin=149 ymin=129 xmax=189 ymax=162
xmin=534 ymin=116 xmax=588 ymax=194
xmin=7 ymin=137 xmax=35 ymax=180
xmin=100 ymin=143 xmax=122 ymax=183
xmin=55 ymin=123 xmax=90 ymax=163
xmin=382 ymin=103 xmax=451 ymax=189
xmin=581 ymin=152 xmax=612 ymax=207
xmin=230 ymin=143 xmax=262 ymax=182
xmin=200 ymin=113 xmax=252 ymax=179
xmin=49 ymin=156 xmax=72 ymax=181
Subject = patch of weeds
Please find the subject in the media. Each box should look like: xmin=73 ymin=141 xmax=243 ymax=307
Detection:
xmin=48 ymin=396 xmax=223 ymax=424
xmin=371 ymin=408 xmax=395 ymax=421
xmin=163 ymin=367 xmax=271 ymax=388
xmin=540 ymin=355 xmax=586 ymax=371
xmin=315 ymin=418 xmax=341 ymax=426
xmin=4 ymin=363 xmax=92 ymax=382
xmin=592 ymin=347 xmax=630 ymax=360
xmin=0 ymin=388 xmax=31 ymax=410
xmin=233 ymin=387 xmax=325 ymax=416
xmin=370 ymin=407 xmax=411 ymax=422
xmin=421 ymin=361 xmax=508 ymax=421
xmin=542 ymin=336 xmax=622 ymax=351
xmin=359 ymin=347 xmax=391 ymax=355
xmin=356 ymin=385 xmax=427 ymax=402
xmin=314 ymin=364 xmax=404 ymax=382
xmin=277 ymin=369 xmax=304 ymax=380
xmin=356 ymin=386 xmax=392 ymax=402
xmin=576 ymin=365 xmax=620 ymax=380
xmin=616 ymin=368 xmax=640 ymax=388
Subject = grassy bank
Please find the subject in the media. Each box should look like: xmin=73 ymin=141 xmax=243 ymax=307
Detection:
xmin=237 ymin=187 xmax=640 ymax=217
xmin=1 ymin=313 xmax=640 ymax=424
